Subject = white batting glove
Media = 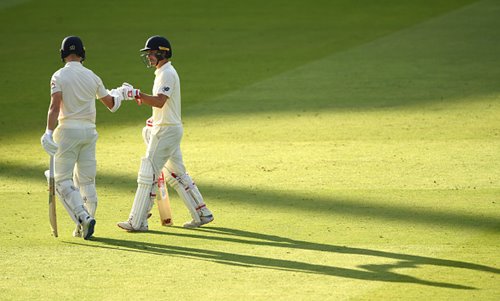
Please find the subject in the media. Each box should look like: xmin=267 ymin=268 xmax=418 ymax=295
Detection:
xmin=106 ymin=89 xmax=124 ymax=113
xmin=121 ymin=83 xmax=141 ymax=101
xmin=142 ymin=126 xmax=151 ymax=145
xmin=41 ymin=130 xmax=58 ymax=156
xmin=141 ymin=117 xmax=153 ymax=145
xmin=107 ymin=88 xmax=124 ymax=102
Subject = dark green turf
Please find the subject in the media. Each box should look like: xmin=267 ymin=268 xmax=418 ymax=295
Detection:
xmin=0 ymin=0 xmax=476 ymax=134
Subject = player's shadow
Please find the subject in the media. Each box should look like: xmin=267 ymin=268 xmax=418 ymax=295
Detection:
xmin=74 ymin=226 xmax=500 ymax=290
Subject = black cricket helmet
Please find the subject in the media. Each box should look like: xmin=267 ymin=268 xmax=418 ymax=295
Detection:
xmin=60 ymin=36 xmax=85 ymax=62
xmin=140 ymin=35 xmax=172 ymax=58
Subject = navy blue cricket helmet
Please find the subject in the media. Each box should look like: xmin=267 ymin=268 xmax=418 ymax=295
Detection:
xmin=140 ymin=35 xmax=172 ymax=59
xmin=60 ymin=36 xmax=85 ymax=62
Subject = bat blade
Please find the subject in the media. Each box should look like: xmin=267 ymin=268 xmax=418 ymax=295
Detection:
xmin=48 ymin=155 xmax=58 ymax=237
xmin=156 ymin=170 xmax=173 ymax=226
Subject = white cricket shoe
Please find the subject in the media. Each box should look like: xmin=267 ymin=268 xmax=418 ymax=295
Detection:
xmin=183 ymin=215 xmax=214 ymax=228
xmin=81 ymin=216 xmax=96 ymax=240
xmin=117 ymin=220 xmax=148 ymax=232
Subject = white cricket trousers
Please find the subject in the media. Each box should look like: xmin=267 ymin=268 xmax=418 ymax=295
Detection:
xmin=53 ymin=126 xmax=98 ymax=185
xmin=146 ymin=125 xmax=186 ymax=177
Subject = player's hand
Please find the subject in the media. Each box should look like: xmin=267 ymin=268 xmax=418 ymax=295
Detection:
xmin=142 ymin=117 xmax=153 ymax=145
xmin=121 ymin=83 xmax=141 ymax=103
xmin=41 ymin=131 xmax=58 ymax=156
xmin=142 ymin=126 xmax=151 ymax=145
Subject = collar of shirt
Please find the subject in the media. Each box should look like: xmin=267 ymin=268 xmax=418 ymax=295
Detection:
xmin=64 ymin=61 xmax=83 ymax=68
xmin=154 ymin=61 xmax=171 ymax=76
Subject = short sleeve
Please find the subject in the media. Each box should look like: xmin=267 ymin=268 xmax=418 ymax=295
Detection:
xmin=94 ymin=74 xmax=108 ymax=99
xmin=50 ymin=73 xmax=61 ymax=95
xmin=157 ymin=72 xmax=175 ymax=97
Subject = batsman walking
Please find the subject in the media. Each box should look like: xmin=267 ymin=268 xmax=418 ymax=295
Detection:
xmin=117 ymin=35 xmax=214 ymax=231
xmin=41 ymin=36 xmax=139 ymax=239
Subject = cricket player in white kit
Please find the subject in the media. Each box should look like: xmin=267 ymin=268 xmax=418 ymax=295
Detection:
xmin=41 ymin=36 xmax=139 ymax=239
xmin=117 ymin=35 xmax=214 ymax=231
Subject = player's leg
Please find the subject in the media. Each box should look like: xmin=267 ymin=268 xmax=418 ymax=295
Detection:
xmin=118 ymin=129 xmax=161 ymax=231
xmin=53 ymin=128 xmax=95 ymax=239
xmin=56 ymin=179 xmax=95 ymax=239
xmin=153 ymin=126 xmax=211 ymax=223
xmin=71 ymin=168 xmax=83 ymax=237
xmin=118 ymin=155 xmax=156 ymax=231
xmin=165 ymin=146 xmax=214 ymax=228
xmin=117 ymin=156 xmax=158 ymax=231
xmin=118 ymin=126 xmax=183 ymax=231
xmin=72 ymin=130 xmax=98 ymax=237
xmin=75 ymin=130 xmax=98 ymax=217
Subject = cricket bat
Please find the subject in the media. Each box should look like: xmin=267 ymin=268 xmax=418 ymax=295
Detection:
xmin=48 ymin=155 xmax=58 ymax=237
xmin=156 ymin=170 xmax=173 ymax=226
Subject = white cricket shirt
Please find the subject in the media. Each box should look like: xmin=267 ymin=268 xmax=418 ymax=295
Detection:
xmin=152 ymin=61 xmax=182 ymax=126
xmin=50 ymin=62 xmax=108 ymax=127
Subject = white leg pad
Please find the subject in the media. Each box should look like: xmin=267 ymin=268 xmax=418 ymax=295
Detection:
xmin=166 ymin=172 xmax=209 ymax=223
xmin=129 ymin=157 xmax=156 ymax=229
xmin=79 ymin=183 xmax=98 ymax=217
xmin=178 ymin=173 xmax=212 ymax=216
xmin=56 ymin=180 xmax=89 ymax=225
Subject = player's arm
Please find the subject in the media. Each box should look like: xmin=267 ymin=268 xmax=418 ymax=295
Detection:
xmin=99 ymin=93 xmax=126 ymax=113
xmin=100 ymin=83 xmax=140 ymax=112
xmin=99 ymin=94 xmax=116 ymax=110
xmin=138 ymin=92 xmax=168 ymax=108
xmin=41 ymin=92 xmax=61 ymax=156
xmin=46 ymin=92 xmax=62 ymax=131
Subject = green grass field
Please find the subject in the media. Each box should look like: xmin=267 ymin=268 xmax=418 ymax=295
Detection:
xmin=0 ymin=0 xmax=499 ymax=300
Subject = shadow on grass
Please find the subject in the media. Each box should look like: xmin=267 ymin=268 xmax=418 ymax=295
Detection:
xmin=202 ymin=185 xmax=500 ymax=233
xmin=5 ymin=161 xmax=500 ymax=233
xmin=66 ymin=226 xmax=500 ymax=290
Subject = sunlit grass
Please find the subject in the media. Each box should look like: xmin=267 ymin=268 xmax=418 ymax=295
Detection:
xmin=0 ymin=0 xmax=499 ymax=300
